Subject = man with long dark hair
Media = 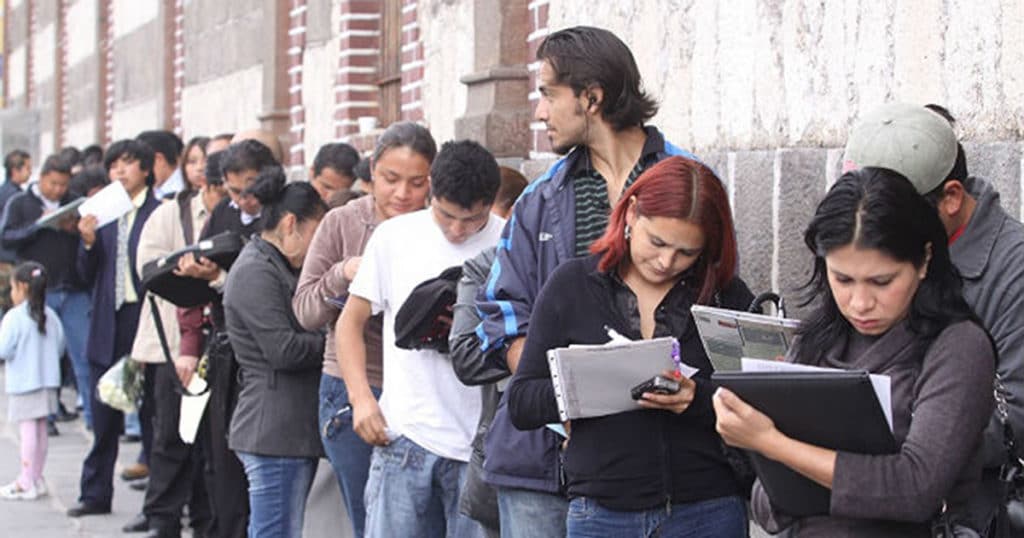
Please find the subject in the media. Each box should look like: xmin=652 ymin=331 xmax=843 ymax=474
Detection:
xmin=473 ymin=26 xmax=700 ymax=537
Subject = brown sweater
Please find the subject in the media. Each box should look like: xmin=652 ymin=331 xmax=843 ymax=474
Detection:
xmin=293 ymin=195 xmax=383 ymax=385
xmin=752 ymin=320 xmax=995 ymax=537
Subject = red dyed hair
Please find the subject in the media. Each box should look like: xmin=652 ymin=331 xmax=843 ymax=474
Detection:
xmin=590 ymin=156 xmax=737 ymax=304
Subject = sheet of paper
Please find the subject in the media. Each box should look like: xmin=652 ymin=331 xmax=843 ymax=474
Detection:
xmin=78 ymin=181 xmax=134 ymax=228
xmin=740 ymin=358 xmax=893 ymax=432
xmin=178 ymin=376 xmax=211 ymax=444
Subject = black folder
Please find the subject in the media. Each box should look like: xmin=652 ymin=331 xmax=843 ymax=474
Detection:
xmin=140 ymin=231 xmax=244 ymax=307
xmin=712 ymin=371 xmax=898 ymax=517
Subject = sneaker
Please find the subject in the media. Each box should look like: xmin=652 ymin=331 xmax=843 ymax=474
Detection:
xmin=34 ymin=479 xmax=47 ymax=497
xmin=0 ymin=480 xmax=38 ymax=500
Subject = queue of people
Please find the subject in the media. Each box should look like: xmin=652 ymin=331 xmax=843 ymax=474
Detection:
xmin=0 ymin=23 xmax=1019 ymax=538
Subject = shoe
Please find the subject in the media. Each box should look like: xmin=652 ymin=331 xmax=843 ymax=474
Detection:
xmin=33 ymin=479 xmax=47 ymax=496
xmin=121 ymin=433 xmax=141 ymax=443
xmin=129 ymin=478 xmax=148 ymax=491
xmin=142 ymin=528 xmax=181 ymax=538
xmin=122 ymin=512 xmax=149 ymax=533
xmin=66 ymin=501 xmax=111 ymax=517
xmin=0 ymin=480 xmax=38 ymax=500
xmin=56 ymin=407 xmax=79 ymax=422
xmin=120 ymin=463 xmax=149 ymax=481
xmin=47 ymin=422 xmax=60 ymax=437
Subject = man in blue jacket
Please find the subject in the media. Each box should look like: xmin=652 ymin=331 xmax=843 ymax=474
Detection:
xmin=473 ymin=26 xmax=698 ymax=537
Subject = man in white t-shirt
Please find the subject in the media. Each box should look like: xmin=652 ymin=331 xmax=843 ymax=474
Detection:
xmin=338 ymin=139 xmax=504 ymax=537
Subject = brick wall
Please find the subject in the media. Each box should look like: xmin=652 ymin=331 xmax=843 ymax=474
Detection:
xmin=287 ymin=0 xmax=307 ymax=171
xmin=333 ymin=0 xmax=379 ymax=149
xmin=398 ymin=0 xmax=421 ymax=122
xmin=527 ymin=0 xmax=550 ymax=158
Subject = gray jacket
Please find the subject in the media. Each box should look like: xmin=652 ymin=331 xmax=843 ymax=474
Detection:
xmin=225 ymin=236 xmax=326 ymax=458
xmin=953 ymin=177 xmax=1024 ymax=465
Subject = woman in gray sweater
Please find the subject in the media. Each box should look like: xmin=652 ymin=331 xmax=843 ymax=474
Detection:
xmin=714 ymin=168 xmax=995 ymax=537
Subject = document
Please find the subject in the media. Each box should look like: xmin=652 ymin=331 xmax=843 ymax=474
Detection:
xmin=546 ymin=337 xmax=696 ymax=421
xmin=34 ymin=197 xmax=86 ymax=229
xmin=691 ymin=305 xmax=801 ymax=372
xmin=178 ymin=375 xmax=211 ymax=444
xmin=78 ymin=181 xmax=134 ymax=228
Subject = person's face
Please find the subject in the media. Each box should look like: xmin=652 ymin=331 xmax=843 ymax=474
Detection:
xmin=184 ymin=145 xmax=207 ymax=190
xmin=109 ymin=155 xmax=149 ymax=196
xmin=311 ymin=166 xmax=354 ymax=202
xmin=14 ymin=159 xmax=32 ymax=184
xmin=626 ymin=206 xmax=705 ymax=287
xmin=202 ymin=184 xmax=227 ymax=214
xmin=430 ymin=197 xmax=491 ymax=245
xmin=38 ymin=171 xmax=71 ymax=202
xmin=280 ymin=213 xmax=322 ymax=268
xmin=224 ymin=169 xmax=261 ymax=215
xmin=371 ymin=146 xmax=430 ymax=219
xmin=825 ymin=243 xmax=928 ymax=336
xmin=9 ymin=278 xmax=26 ymax=305
xmin=152 ymin=153 xmax=178 ymax=184
xmin=534 ymin=60 xmax=589 ymax=155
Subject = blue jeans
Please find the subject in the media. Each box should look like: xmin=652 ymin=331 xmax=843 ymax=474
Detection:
xmin=364 ymin=436 xmax=484 ymax=538
xmin=566 ymin=495 xmax=748 ymax=538
xmin=496 ymin=487 xmax=568 ymax=538
xmin=46 ymin=289 xmax=91 ymax=428
xmin=237 ymin=451 xmax=317 ymax=538
xmin=319 ymin=374 xmax=380 ymax=538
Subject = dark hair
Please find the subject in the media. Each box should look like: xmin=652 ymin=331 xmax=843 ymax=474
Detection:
xmin=353 ymin=158 xmax=371 ymax=182
xmin=221 ymin=140 xmax=278 ymax=177
xmin=58 ymin=146 xmax=82 ymax=169
xmin=371 ymin=122 xmax=437 ymax=168
xmin=137 ymin=130 xmax=185 ymax=167
xmin=4 ymin=149 xmax=30 ymax=181
xmin=12 ymin=261 xmax=48 ymax=334
xmin=204 ymin=151 xmax=226 ymax=186
xmin=429 ymin=140 xmax=500 ymax=209
xmin=795 ymin=167 xmax=977 ymax=362
xmin=313 ymin=143 xmax=360 ymax=178
xmin=537 ymin=26 xmax=658 ymax=131
xmin=104 ymin=139 xmax=156 ymax=185
xmin=923 ymin=104 xmax=969 ymax=201
xmin=590 ymin=156 xmax=737 ymax=304
xmin=247 ymin=165 xmax=327 ymax=230
xmin=495 ymin=166 xmax=528 ymax=213
xmin=180 ymin=136 xmax=210 ymax=191
xmin=69 ymin=166 xmax=110 ymax=197
xmin=40 ymin=153 xmax=73 ymax=176
xmin=327 ymin=188 xmax=364 ymax=209
xmin=81 ymin=145 xmax=104 ymax=167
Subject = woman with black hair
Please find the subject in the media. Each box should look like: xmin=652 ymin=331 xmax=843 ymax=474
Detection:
xmin=223 ymin=165 xmax=328 ymax=537
xmin=714 ymin=168 xmax=996 ymax=536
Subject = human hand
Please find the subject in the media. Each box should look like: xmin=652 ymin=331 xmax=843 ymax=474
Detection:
xmin=713 ymin=387 xmax=779 ymax=452
xmin=174 ymin=355 xmax=199 ymax=386
xmin=352 ymin=396 xmax=389 ymax=446
xmin=78 ymin=215 xmax=98 ymax=247
xmin=174 ymin=252 xmax=221 ymax=281
xmin=342 ymin=256 xmax=362 ymax=281
xmin=636 ymin=370 xmax=696 ymax=414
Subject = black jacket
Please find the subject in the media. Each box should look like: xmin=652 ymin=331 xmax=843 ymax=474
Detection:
xmin=507 ymin=254 xmax=753 ymax=511
xmin=1 ymin=188 xmax=85 ymax=289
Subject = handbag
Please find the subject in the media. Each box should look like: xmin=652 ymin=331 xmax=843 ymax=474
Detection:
xmin=96 ymin=356 xmax=145 ymax=413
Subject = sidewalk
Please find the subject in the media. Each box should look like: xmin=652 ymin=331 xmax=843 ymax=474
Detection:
xmin=0 ymin=365 xmax=150 ymax=538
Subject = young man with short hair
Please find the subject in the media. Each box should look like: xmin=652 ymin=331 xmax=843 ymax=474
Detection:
xmin=473 ymin=26 xmax=699 ymax=536
xmin=68 ymin=140 xmax=161 ymax=517
xmin=338 ymin=140 xmax=504 ymax=537
xmin=137 ymin=131 xmax=185 ymax=200
xmin=310 ymin=142 xmax=360 ymax=202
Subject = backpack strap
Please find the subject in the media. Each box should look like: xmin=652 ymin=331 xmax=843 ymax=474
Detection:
xmin=148 ymin=294 xmax=209 ymax=396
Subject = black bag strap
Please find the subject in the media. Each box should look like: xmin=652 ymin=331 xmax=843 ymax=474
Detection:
xmin=748 ymin=291 xmax=786 ymax=318
xmin=148 ymin=294 xmax=209 ymax=397
xmin=178 ymin=191 xmax=195 ymax=245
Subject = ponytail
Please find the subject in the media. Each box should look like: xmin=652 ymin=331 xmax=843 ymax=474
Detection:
xmin=246 ymin=165 xmax=327 ymax=230
xmin=12 ymin=262 xmax=47 ymax=334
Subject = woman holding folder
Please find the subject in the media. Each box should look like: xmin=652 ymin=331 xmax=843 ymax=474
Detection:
xmin=507 ymin=156 xmax=753 ymax=537
xmin=714 ymin=168 xmax=996 ymax=537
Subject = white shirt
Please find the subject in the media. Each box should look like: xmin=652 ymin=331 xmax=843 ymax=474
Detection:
xmin=349 ymin=208 xmax=505 ymax=462
xmin=31 ymin=183 xmax=60 ymax=212
xmin=228 ymin=200 xmax=261 ymax=226
xmin=154 ymin=168 xmax=185 ymax=200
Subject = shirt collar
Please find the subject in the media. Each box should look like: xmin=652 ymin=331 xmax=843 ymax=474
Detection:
xmin=130 ymin=187 xmax=149 ymax=209
xmin=155 ymin=169 xmax=185 ymax=199
xmin=229 ymin=200 xmax=261 ymax=226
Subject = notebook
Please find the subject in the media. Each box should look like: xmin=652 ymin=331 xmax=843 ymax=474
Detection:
xmin=691 ymin=305 xmax=802 ymax=371
xmin=546 ymin=336 xmax=693 ymax=421
xmin=34 ymin=197 xmax=86 ymax=229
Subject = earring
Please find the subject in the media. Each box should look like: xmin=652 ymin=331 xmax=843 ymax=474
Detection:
xmin=624 ymin=224 xmax=631 ymax=240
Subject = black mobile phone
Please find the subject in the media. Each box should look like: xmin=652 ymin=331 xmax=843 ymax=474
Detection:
xmin=630 ymin=375 xmax=681 ymax=400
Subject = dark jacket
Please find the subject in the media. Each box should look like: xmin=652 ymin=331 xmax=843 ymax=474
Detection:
xmin=77 ymin=190 xmax=160 ymax=367
xmin=225 ymin=236 xmax=325 ymax=458
xmin=476 ymin=127 xmax=697 ymax=493
xmin=752 ymin=320 xmax=995 ymax=537
xmin=0 ymin=181 xmax=25 ymax=263
xmin=507 ymin=255 xmax=753 ymax=511
xmin=2 ymin=188 xmax=85 ymax=289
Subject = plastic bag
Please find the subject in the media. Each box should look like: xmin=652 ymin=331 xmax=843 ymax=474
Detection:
xmin=97 ymin=356 xmax=145 ymax=413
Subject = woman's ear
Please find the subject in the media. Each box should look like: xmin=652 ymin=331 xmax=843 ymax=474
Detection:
xmin=281 ymin=212 xmax=298 ymax=236
xmin=625 ymin=195 xmax=639 ymax=226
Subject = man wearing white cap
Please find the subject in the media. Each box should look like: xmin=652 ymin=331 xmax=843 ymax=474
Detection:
xmin=844 ymin=102 xmax=1024 ymax=532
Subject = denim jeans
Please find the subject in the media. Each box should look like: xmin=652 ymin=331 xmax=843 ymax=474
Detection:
xmin=364 ymin=436 xmax=485 ymax=538
xmin=496 ymin=486 xmax=568 ymax=538
xmin=46 ymin=288 xmax=91 ymax=428
xmin=319 ymin=374 xmax=380 ymax=538
xmin=237 ymin=451 xmax=317 ymax=538
xmin=566 ymin=495 xmax=748 ymax=538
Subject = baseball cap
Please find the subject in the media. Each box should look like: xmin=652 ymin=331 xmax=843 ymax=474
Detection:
xmin=842 ymin=102 xmax=958 ymax=194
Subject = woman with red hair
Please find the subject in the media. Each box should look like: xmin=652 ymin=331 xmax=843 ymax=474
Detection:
xmin=506 ymin=156 xmax=753 ymax=537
